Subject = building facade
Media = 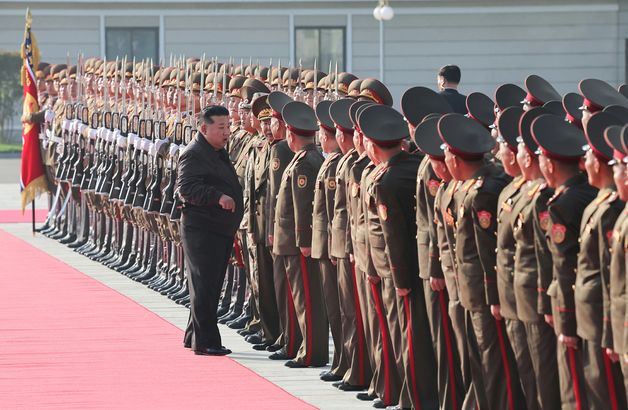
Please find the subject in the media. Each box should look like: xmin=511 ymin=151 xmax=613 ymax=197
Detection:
xmin=1 ymin=0 xmax=627 ymax=105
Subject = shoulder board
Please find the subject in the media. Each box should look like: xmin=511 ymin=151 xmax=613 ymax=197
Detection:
xmin=547 ymin=185 xmax=566 ymax=205
xmin=593 ymin=190 xmax=612 ymax=205
xmin=294 ymin=150 xmax=308 ymax=162
xmin=373 ymin=165 xmax=389 ymax=182
xmin=606 ymin=191 xmax=619 ymax=204
xmin=527 ymin=182 xmax=541 ymax=198
xmin=463 ymin=178 xmax=477 ymax=192
xmin=514 ymin=176 xmax=526 ymax=190
xmin=473 ymin=177 xmax=484 ymax=190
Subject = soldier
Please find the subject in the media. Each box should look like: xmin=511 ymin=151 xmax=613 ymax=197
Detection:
xmin=531 ymin=114 xmax=598 ymax=409
xmin=273 ymin=101 xmax=328 ymax=368
xmin=360 ymin=104 xmax=439 ymax=410
xmin=438 ymin=113 xmax=525 ymax=410
xmin=521 ymin=75 xmax=561 ymax=112
xmin=576 ymin=108 xmax=626 ymax=408
xmin=311 ymin=99 xmax=348 ymax=382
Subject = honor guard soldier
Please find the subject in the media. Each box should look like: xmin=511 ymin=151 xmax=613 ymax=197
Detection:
xmin=360 ymin=104 xmax=439 ymax=410
xmin=531 ymin=114 xmax=598 ymax=409
xmin=576 ymin=111 xmax=627 ymax=409
xmin=521 ymin=74 xmax=561 ymax=112
xmin=273 ymin=101 xmax=328 ymax=368
xmin=311 ymin=99 xmax=348 ymax=383
xmin=438 ymin=113 xmax=525 ymax=410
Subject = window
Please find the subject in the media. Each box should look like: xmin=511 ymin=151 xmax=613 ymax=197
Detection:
xmin=106 ymin=27 xmax=158 ymax=62
xmin=295 ymin=27 xmax=345 ymax=71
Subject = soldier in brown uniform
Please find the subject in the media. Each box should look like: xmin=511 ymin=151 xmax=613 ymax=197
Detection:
xmin=273 ymin=101 xmax=328 ymax=368
xmin=576 ymin=109 xmax=627 ymax=409
xmin=311 ymin=99 xmax=348 ymax=382
xmin=438 ymin=113 xmax=525 ymax=410
xmin=605 ymin=124 xmax=628 ymax=393
xmin=266 ymin=91 xmax=302 ymax=360
xmin=494 ymin=106 xmax=540 ymax=410
xmin=513 ymin=106 xmax=561 ymax=410
xmin=361 ymin=104 xmax=439 ymax=410
xmin=531 ymin=114 xmax=598 ymax=410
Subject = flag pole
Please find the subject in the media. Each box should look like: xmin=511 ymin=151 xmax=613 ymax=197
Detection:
xmin=32 ymin=200 xmax=36 ymax=235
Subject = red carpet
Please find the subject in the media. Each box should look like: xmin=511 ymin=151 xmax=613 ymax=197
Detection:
xmin=0 ymin=209 xmax=47 ymax=223
xmin=0 ymin=228 xmax=315 ymax=409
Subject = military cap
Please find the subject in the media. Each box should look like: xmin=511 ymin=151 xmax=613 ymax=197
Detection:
xmin=242 ymin=78 xmax=270 ymax=94
xmin=190 ymin=72 xmax=202 ymax=92
xmin=317 ymin=75 xmax=331 ymax=91
xmin=219 ymin=63 xmax=233 ymax=74
xmin=124 ymin=62 xmax=134 ymax=79
xmin=401 ymin=86 xmax=452 ymax=126
xmin=299 ymin=69 xmax=310 ymax=86
xmin=329 ymin=98 xmax=355 ymax=133
xmin=336 ymin=72 xmax=359 ymax=95
xmin=494 ymin=83 xmax=526 ymax=112
xmin=354 ymin=102 xmax=374 ymax=131
xmin=562 ymin=92 xmax=584 ymax=127
xmin=603 ymin=104 xmax=628 ymax=123
xmin=579 ymin=78 xmax=628 ymax=112
xmin=466 ymin=92 xmax=495 ymax=128
xmin=240 ymin=86 xmax=257 ymax=108
xmin=347 ymin=79 xmax=363 ymax=98
xmin=618 ymin=84 xmax=628 ymax=99
xmin=233 ymin=65 xmax=244 ymax=76
xmin=282 ymin=101 xmax=319 ymax=137
xmin=518 ymin=107 xmax=552 ymax=155
xmin=252 ymin=94 xmax=272 ymax=121
xmin=583 ymin=111 xmax=623 ymax=161
xmin=35 ymin=62 xmax=49 ymax=79
xmin=531 ymin=115 xmax=586 ymax=161
xmin=358 ymin=105 xmax=408 ymax=147
xmin=542 ymin=100 xmax=565 ymax=117
xmin=255 ymin=66 xmax=270 ymax=82
xmin=41 ymin=63 xmax=52 ymax=80
xmin=413 ymin=115 xmax=445 ymax=159
xmin=245 ymin=65 xmax=257 ymax=78
xmin=270 ymin=67 xmax=287 ymax=86
xmin=496 ymin=106 xmax=524 ymax=151
xmin=438 ymin=113 xmax=495 ymax=160
xmin=303 ymin=70 xmax=327 ymax=91
xmin=268 ymin=91 xmax=293 ymax=120
xmin=204 ymin=73 xmax=231 ymax=94
xmin=51 ymin=64 xmax=67 ymax=81
xmin=359 ymin=78 xmax=393 ymax=106
xmin=208 ymin=61 xmax=223 ymax=74
xmin=168 ymin=68 xmax=180 ymax=87
xmin=349 ymin=100 xmax=374 ymax=128
xmin=159 ymin=67 xmax=173 ymax=86
xmin=282 ymin=68 xmax=299 ymax=88
xmin=604 ymin=124 xmax=628 ymax=164
xmin=229 ymin=75 xmax=247 ymax=98
xmin=522 ymin=74 xmax=561 ymax=106
xmin=315 ymin=100 xmax=335 ymax=132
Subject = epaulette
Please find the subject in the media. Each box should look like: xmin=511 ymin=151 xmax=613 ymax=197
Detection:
xmin=527 ymin=182 xmax=542 ymax=198
xmin=547 ymin=185 xmax=566 ymax=205
xmin=514 ymin=176 xmax=526 ymax=190
xmin=372 ymin=165 xmax=389 ymax=182
xmin=595 ymin=190 xmax=613 ymax=205
xmin=606 ymin=191 xmax=619 ymax=204
xmin=463 ymin=178 xmax=477 ymax=192
xmin=473 ymin=177 xmax=484 ymax=190
xmin=294 ymin=149 xmax=308 ymax=162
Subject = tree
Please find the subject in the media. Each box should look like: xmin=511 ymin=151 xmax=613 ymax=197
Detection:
xmin=0 ymin=51 xmax=23 ymax=142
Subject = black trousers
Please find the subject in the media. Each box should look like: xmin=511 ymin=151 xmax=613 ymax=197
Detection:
xmin=182 ymin=224 xmax=234 ymax=349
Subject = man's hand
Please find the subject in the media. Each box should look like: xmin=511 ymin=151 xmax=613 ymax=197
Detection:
xmin=268 ymin=235 xmax=274 ymax=245
xmin=544 ymin=314 xmax=554 ymax=327
xmin=21 ymin=113 xmax=32 ymax=123
xmin=430 ymin=277 xmax=446 ymax=292
xmin=559 ymin=334 xmax=579 ymax=349
xmin=490 ymin=304 xmax=503 ymax=320
xmin=219 ymin=194 xmax=236 ymax=212
xmin=606 ymin=348 xmax=620 ymax=363
xmin=330 ymin=257 xmax=337 ymax=266
xmin=396 ymin=288 xmax=411 ymax=297
xmin=300 ymin=247 xmax=311 ymax=257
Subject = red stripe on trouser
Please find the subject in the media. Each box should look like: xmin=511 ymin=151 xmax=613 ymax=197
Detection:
xmin=567 ymin=346 xmax=583 ymax=410
xmin=299 ymin=254 xmax=313 ymax=366
xmin=351 ymin=261 xmax=366 ymax=386
xmin=404 ymin=295 xmax=421 ymax=410
xmin=602 ymin=348 xmax=619 ymax=410
xmin=494 ymin=319 xmax=514 ymax=410
xmin=438 ymin=290 xmax=458 ymax=410
xmin=285 ymin=275 xmax=297 ymax=357
xmin=371 ymin=281 xmax=391 ymax=404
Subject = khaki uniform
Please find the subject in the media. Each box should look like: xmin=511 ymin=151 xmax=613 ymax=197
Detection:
xmin=273 ymin=143 xmax=328 ymax=366
xmin=609 ymin=205 xmax=628 ymax=393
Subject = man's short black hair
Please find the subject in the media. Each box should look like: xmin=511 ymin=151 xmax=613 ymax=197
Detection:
xmin=438 ymin=65 xmax=461 ymax=84
xmin=201 ymin=105 xmax=229 ymax=124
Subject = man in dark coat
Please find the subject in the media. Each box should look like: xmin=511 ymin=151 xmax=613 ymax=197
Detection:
xmin=437 ymin=65 xmax=467 ymax=115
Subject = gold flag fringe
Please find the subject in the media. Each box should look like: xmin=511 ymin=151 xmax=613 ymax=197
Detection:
xmin=20 ymin=175 xmax=48 ymax=212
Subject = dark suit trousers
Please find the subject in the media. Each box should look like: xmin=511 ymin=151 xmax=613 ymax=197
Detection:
xmin=182 ymin=225 xmax=233 ymax=349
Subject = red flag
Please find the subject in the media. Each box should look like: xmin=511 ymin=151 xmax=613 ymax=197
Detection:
xmin=20 ymin=8 xmax=48 ymax=211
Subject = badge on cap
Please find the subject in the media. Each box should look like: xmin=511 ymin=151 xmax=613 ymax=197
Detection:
xmin=552 ymin=224 xmax=567 ymax=244
xmin=271 ymin=158 xmax=280 ymax=171
xmin=539 ymin=211 xmax=550 ymax=231
xmin=477 ymin=210 xmax=492 ymax=229
xmin=327 ymin=178 xmax=337 ymax=190
xmin=297 ymin=175 xmax=307 ymax=188
xmin=378 ymin=204 xmax=388 ymax=221
xmin=428 ymin=179 xmax=440 ymax=197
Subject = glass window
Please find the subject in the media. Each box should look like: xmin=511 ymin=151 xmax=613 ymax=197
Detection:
xmin=295 ymin=27 xmax=345 ymax=71
xmin=106 ymin=28 xmax=158 ymax=62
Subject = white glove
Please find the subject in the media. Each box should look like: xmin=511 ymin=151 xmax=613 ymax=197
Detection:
xmin=45 ymin=110 xmax=55 ymax=123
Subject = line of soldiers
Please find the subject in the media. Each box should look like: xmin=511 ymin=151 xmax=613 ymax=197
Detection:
xmin=26 ymin=54 xmax=628 ymax=410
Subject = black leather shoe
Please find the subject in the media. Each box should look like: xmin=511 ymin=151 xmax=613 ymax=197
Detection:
xmin=266 ymin=344 xmax=282 ymax=352
xmin=320 ymin=371 xmax=343 ymax=382
xmin=269 ymin=350 xmax=292 ymax=360
xmin=227 ymin=316 xmax=249 ymax=329
xmin=194 ymin=346 xmax=232 ymax=356
xmin=252 ymin=342 xmax=272 ymax=351
xmin=183 ymin=342 xmax=191 ymax=349
xmin=385 ymin=406 xmax=410 ymax=410
xmin=337 ymin=382 xmax=366 ymax=392
xmin=372 ymin=399 xmax=390 ymax=409
xmin=245 ymin=334 xmax=264 ymax=344
xmin=237 ymin=329 xmax=255 ymax=337
xmin=356 ymin=392 xmax=378 ymax=401
xmin=332 ymin=381 xmax=344 ymax=388
xmin=284 ymin=359 xmax=307 ymax=368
